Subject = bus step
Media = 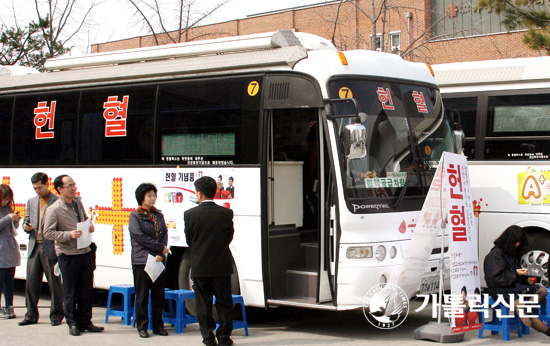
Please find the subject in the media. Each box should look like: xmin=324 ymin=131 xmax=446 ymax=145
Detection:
xmin=286 ymin=269 xmax=318 ymax=298
xmin=300 ymin=243 xmax=318 ymax=270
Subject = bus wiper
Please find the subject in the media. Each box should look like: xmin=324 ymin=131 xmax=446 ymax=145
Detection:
xmin=390 ymin=175 xmax=410 ymax=208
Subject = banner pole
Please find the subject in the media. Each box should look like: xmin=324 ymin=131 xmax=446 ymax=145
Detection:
xmin=438 ymin=222 xmax=446 ymax=324
xmin=438 ymin=154 xmax=446 ymax=325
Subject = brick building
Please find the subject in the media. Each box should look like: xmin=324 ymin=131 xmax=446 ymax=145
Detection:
xmin=91 ymin=0 xmax=545 ymax=64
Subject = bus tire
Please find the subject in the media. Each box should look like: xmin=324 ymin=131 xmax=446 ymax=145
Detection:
xmin=522 ymin=228 xmax=550 ymax=288
xmin=177 ymin=250 xmax=241 ymax=316
xmin=177 ymin=251 xmax=196 ymax=314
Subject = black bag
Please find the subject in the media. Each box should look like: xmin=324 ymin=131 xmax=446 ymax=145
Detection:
xmin=90 ymin=242 xmax=97 ymax=271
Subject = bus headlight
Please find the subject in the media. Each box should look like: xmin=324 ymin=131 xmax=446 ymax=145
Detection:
xmin=375 ymin=245 xmax=386 ymax=262
xmin=390 ymin=246 xmax=397 ymax=259
xmin=346 ymin=246 xmax=373 ymax=259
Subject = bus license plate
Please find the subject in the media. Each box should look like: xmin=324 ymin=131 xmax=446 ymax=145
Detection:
xmin=418 ymin=274 xmax=440 ymax=294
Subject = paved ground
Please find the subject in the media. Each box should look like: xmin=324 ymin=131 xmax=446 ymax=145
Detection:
xmin=1 ymin=280 xmax=549 ymax=345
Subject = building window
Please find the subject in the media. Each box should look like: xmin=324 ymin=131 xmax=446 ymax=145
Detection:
xmin=374 ymin=35 xmax=381 ymax=52
xmin=391 ymin=32 xmax=401 ymax=54
xmin=371 ymin=33 xmax=400 ymax=54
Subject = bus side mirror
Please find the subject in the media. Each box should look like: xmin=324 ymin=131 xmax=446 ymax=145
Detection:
xmin=448 ymin=107 xmax=465 ymax=155
xmin=454 ymin=129 xmax=465 ymax=156
xmin=344 ymin=123 xmax=367 ymax=159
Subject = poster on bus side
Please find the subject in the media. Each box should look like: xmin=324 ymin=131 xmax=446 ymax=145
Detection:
xmin=445 ymin=153 xmax=482 ymax=333
xmin=518 ymin=171 xmax=550 ymax=205
xmin=156 ymin=168 xmax=236 ymax=248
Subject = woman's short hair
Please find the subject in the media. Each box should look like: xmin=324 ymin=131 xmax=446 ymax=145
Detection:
xmin=135 ymin=183 xmax=157 ymax=206
xmin=494 ymin=225 xmax=528 ymax=257
xmin=0 ymin=184 xmax=14 ymax=211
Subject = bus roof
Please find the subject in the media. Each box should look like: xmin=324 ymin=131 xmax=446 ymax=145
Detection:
xmin=0 ymin=30 xmax=436 ymax=95
xmin=433 ymin=56 xmax=550 ymax=90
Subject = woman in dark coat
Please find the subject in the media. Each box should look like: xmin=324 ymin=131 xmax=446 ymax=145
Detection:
xmin=484 ymin=225 xmax=550 ymax=336
xmin=129 ymin=183 xmax=169 ymax=338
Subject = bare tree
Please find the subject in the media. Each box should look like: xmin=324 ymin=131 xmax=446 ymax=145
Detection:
xmin=126 ymin=0 xmax=232 ymax=45
xmin=34 ymin=0 xmax=103 ymax=55
xmin=325 ymin=1 xmax=474 ymax=62
xmin=1 ymin=0 xmax=102 ymax=69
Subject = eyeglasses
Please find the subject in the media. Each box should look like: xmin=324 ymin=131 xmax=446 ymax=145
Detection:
xmin=63 ymin=183 xmax=77 ymax=189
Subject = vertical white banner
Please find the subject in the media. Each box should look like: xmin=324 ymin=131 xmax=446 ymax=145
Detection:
xmin=444 ymin=152 xmax=481 ymax=333
xmin=395 ymin=159 xmax=445 ymax=297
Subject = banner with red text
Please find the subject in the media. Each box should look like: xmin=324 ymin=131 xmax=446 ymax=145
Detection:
xmin=445 ymin=153 xmax=481 ymax=333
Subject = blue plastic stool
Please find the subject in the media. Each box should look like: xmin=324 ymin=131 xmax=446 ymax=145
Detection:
xmin=230 ymin=295 xmax=249 ymax=336
xmin=538 ymin=297 xmax=550 ymax=324
xmin=163 ymin=289 xmax=198 ymax=334
xmin=105 ymin=284 xmax=135 ymax=326
xmin=214 ymin=294 xmax=249 ymax=336
xmin=478 ymin=296 xmax=529 ymax=341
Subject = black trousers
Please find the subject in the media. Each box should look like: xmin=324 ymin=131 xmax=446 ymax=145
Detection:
xmin=24 ymin=243 xmax=64 ymax=323
xmin=57 ymin=252 xmax=94 ymax=328
xmin=193 ymin=276 xmax=233 ymax=346
xmin=132 ymin=265 xmax=165 ymax=332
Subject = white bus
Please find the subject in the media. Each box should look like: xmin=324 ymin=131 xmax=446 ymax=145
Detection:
xmin=433 ymin=57 xmax=550 ymax=288
xmin=1 ymin=30 xmax=459 ymax=311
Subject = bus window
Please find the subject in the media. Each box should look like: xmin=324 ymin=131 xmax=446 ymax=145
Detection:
xmin=486 ymin=94 xmax=550 ymax=160
xmin=0 ymin=98 xmax=13 ymax=165
xmin=80 ymin=86 xmax=156 ymax=165
xmin=156 ymin=77 xmax=261 ymax=165
xmin=12 ymin=92 xmax=78 ymax=166
xmin=328 ymin=79 xmax=454 ymax=204
xmin=442 ymin=97 xmax=477 ymax=160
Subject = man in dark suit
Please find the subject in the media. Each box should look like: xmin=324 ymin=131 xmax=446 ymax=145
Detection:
xmin=19 ymin=172 xmax=64 ymax=326
xmin=184 ymin=176 xmax=235 ymax=346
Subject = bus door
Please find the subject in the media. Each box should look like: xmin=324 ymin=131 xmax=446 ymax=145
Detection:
xmin=265 ymin=107 xmax=335 ymax=307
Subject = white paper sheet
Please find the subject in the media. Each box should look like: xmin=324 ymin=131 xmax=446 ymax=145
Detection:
xmin=145 ymin=254 xmax=165 ymax=283
xmin=76 ymin=219 xmax=92 ymax=249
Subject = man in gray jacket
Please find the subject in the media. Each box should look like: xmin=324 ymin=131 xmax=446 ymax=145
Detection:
xmin=19 ymin=172 xmax=64 ymax=326
xmin=43 ymin=174 xmax=103 ymax=336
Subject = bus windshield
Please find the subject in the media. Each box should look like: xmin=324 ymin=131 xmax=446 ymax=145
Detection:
xmin=329 ymin=78 xmax=455 ymax=202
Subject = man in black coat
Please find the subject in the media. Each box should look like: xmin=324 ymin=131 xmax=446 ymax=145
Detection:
xmin=184 ymin=176 xmax=235 ymax=346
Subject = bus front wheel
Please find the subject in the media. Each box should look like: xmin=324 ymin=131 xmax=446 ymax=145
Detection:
xmin=521 ymin=228 xmax=550 ymax=288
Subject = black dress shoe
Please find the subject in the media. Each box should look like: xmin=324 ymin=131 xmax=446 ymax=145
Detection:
xmin=69 ymin=326 xmax=81 ymax=336
xmin=18 ymin=318 xmax=37 ymax=326
xmin=219 ymin=339 xmax=234 ymax=346
xmin=51 ymin=320 xmax=62 ymax=326
xmin=139 ymin=329 xmax=149 ymax=338
xmin=152 ymin=328 xmax=168 ymax=336
xmin=81 ymin=323 xmax=104 ymax=332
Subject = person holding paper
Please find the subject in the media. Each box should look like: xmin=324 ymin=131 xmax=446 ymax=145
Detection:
xmin=184 ymin=176 xmax=235 ymax=346
xmin=129 ymin=183 xmax=169 ymax=338
xmin=43 ymin=175 xmax=103 ymax=336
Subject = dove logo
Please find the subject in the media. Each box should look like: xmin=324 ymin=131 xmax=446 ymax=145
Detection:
xmin=363 ymin=283 xmax=409 ymax=329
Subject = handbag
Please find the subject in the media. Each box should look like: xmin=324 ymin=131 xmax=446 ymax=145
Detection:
xmin=90 ymin=242 xmax=97 ymax=270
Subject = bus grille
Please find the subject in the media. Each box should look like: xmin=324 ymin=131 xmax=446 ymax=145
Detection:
xmin=269 ymin=83 xmax=290 ymax=100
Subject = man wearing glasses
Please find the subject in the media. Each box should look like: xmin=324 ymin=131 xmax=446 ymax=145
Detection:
xmin=43 ymin=175 xmax=103 ymax=336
